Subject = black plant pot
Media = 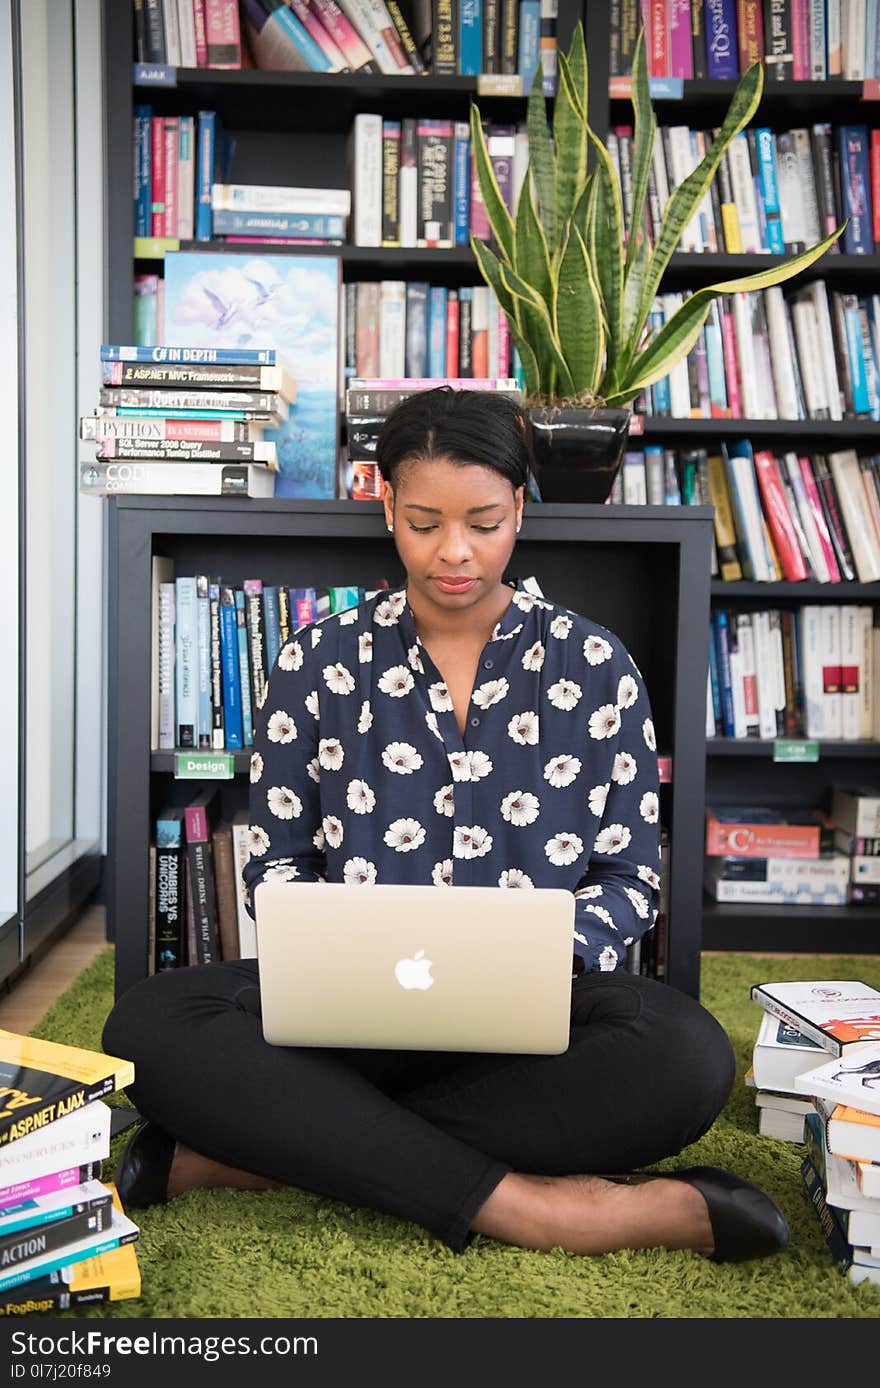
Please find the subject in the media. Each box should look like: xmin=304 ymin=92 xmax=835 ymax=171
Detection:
xmin=528 ymin=406 xmax=631 ymax=504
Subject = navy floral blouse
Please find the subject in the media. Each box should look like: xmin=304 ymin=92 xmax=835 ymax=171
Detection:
xmin=243 ymin=578 xmax=662 ymax=973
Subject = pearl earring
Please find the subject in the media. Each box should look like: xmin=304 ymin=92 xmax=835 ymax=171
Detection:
xmin=516 ymin=524 xmax=521 ymax=533
xmin=387 ymin=524 xmax=394 ymax=533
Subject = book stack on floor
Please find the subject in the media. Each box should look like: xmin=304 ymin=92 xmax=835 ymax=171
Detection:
xmin=830 ymin=787 xmax=880 ymax=908
xmin=745 ymin=1009 xmax=823 ymax=1142
xmin=703 ymin=804 xmax=850 ymax=906
xmin=343 ymin=376 xmax=522 ymax=500
xmin=750 ymin=978 xmax=880 ymax=1287
xmin=79 ymin=346 xmax=297 ymax=499
xmin=0 ymin=1031 xmax=141 ymax=1315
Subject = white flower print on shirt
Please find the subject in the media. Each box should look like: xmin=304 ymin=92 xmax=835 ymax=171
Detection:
xmin=453 ymin=825 xmax=493 ymax=859
xmin=433 ymin=785 xmax=455 ymax=818
xmin=624 ymin=886 xmax=650 ymax=918
xmin=318 ymin=738 xmax=345 ymax=771
xmin=588 ymin=703 xmax=621 ymax=740
xmin=448 ymin=751 xmax=471 ymax=783
xmin=507 ymin=710 xmax=539 ymax=745
xmin=550 ymin=615 xmax=573 ymax=640
xmin=311 ymin=627 xmax=322 ymax=649
xmin=432 ymin=859 xmax=453 ymax=886
xmin=373 ymin=600 xmax=399 ymax=627
xmin=407 ymin=644 xmax=425 ymax=674
xmin=263 ymin=863 xmax=300 ymax=883
xmin=267 ymin=710 xmax=297 ymax=744
xmin=306 ymin=758 xmax=320 ymax=784
xmin=611 ymin=751 xmax=637 ymax=785
xmin=500 ymin=791 xmax=540 ymax=827
xmin=248 ymin=825 xmax=271 ymax=857
xmin=425 ymin=710 xmax=443 ymax=741
xmin=593 ymin=823 xmax=632 ymax=856
xmin=547 ymin=679 xmax=582 ymax=712
xmin=378 ymin=665 xmax=415 ymax=698
xmin=323 ymin=662 xmax=356 ymax=696
xmin=582 ymin=903 xmax=615 ymax=929
xmin=588 ymin=782 xmax=610 ymax=817
xmin=249 ymin=752 xmax=264 ymax=784
xmin=512 ymin=591 xmax=537 ymax=611
xmin=267 ymin=786 xmax=303 ymax=820
xmin=522 ymin=641 xmax=545 ymax=672
xmin=616 ymin=673 xmax=639 ymax=709
xmin=428 ymin=682 xmax=453 ymax=712
xmin=545 ymin=832 xmax=584 ymax=867
xmin=467 ymin=750 xmax=493 ymax=780
xmin=598 ymin=945 xmax=619 ymax=971
xmin=544 ymin=754 xmax=582 ymax=788
xmin=472 ymin=677 xmax=510 ymax=709
xmin=337 ymin=607 xmax=358 ymax=626
xmin=642 ymin=718 xmax=657 ymax=751
xmin=499 ymin=868 xmax=534 ymax=888
xmin=344 ymin=857 xmax=377 ymax=885
xmin=382 ymin=741 xmax=424 ymax=775
xmin=358 ymin=632 xmax=373 ymax=664
xmin=322 ymin=815 xmax=344 ymax=850
xmin=384 ymin=818 xmax=426 ymax=852
xmin=313 ymin=827 xmax=325 ymax=852
xmin=305 ymin=691 xmax=320 ymax=720
xmin=278 ymin=641 xmax=304 ymax=673
xmin=386 ymin=591 xmax=407 ymax=616
xmin=637 ymin=864 xmax=661 ymax=891
xmin=639 ymin=791 xmax=659 ymax=823
xmin=583 ymin=634 xmax=613 ymax=665
xmin=574 ymin=884 xmax=603 ymax=899
xmin=346 ymin=779 xmax=376 ymax=814
xmin=357 ymin=702 xmax=373 ymax=734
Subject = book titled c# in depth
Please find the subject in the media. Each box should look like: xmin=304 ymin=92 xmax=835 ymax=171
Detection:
xmin=0 ymin=1031 xmax=133 ymax=1149
xmin=750 ymin=980 xmax=880 ymax=1058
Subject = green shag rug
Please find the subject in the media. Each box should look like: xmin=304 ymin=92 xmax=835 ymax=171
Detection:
xmin=30 ymin=950 xmax=880 ymax=1320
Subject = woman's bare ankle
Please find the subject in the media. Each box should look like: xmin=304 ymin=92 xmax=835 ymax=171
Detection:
xmin=167 ymin=1142 xmax=284 ymax=1199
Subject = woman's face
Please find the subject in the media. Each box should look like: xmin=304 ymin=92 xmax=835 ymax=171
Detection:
xmin=383 ymin=456 xmax=524 ymax=620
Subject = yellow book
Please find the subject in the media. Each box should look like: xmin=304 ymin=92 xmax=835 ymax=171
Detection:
xmin=706 ymin=452 xmax=743 ymax=581
xmin=0 ymin=1031 xmax=134 ymax=1149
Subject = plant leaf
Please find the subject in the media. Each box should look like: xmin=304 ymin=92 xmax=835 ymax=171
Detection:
xmin=499 ymin=262 xmax=576 ymax=399
xmin=554 ymin=53 xmax=589 ymax=229
xmin=526 ymin=69 xmax=557 ymax=248
xmin=556 ymin=223 xmax=605 ymax=395
xmin=514 ymin=177 xmax=554 ymax=318
xmin=586 ymin=126 xmax=625 ymax=388
xmin=565 ymin=21 xmax=588 ymax=123
xmin=624 ymin=31 xmax=655 ymax=289
xmin=469 ymin=103 xmax=515 ymax=266
xmin=472 ymin=234 xmax=553 ymax=397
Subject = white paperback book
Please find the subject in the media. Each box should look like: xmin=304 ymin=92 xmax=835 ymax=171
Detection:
xmin=795 ymin=1043 xmax=880 ymax=1114
xmin=751 ymin=979 xmax=880 ymax=1056
xmin=0 ymin=1102 xmax=112 ymax=1186
xmin=752 ymin=1009 xmax=825 ymax=1093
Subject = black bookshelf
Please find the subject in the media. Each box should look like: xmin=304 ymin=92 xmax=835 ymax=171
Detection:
xmin=703 ymin=901 xmax=880 ymax=953
xmin=637 ymin=418 xmax=880 ymax=441
xmin=707 ymin=739 xmax=880 ymax=758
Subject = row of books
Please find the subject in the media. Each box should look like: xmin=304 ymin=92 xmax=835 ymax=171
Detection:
xmin=0 ymin=1032 xmax=141 ymax=1314
xmin=612 ymin=121 xmax=877 ymax=257
xmin=704 ymin=791 xmax=880 ymax=904
xmin=610 ymin=0 xmax=880 ymax=82
xmin=746 ymin=977 xmax=880 ymax=1286
xmin=707 ymin=604 xmax=880 ymax=743
xmin=134 ymin=0 xmax=560 ymax=89
xmin=152 ymin=560 xmax=390 ymax=752
xmin=134 ymin=106 xmax=231 ymax=242
xmin=635 ymin=284 xmax=880 ymax=424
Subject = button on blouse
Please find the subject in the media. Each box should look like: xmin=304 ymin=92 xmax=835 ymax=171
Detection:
xmin=243 ymin=579 xmax=662 ymax=973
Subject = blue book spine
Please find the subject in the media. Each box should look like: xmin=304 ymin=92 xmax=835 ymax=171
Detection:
xmin=428 ymin=287 xmax=448 ymax=377
xmin=209 ymin=209 xmax=346 ymax=237
xmin=518 ymin=0 xmax=540 ymax=88
xmin=219 ymin=596 xmax=243 ymax=751
xmin=0 ymin=1230 xmax=136 ymax=1295
xmin=195 ymin=110 xmax=216 ymax=242
xmin=196 ymin=578 xmax=212 ymax=750
xmin=713 ymin=610 xmax=736 ymax=737
xmin=868 ymin=0 xmax=880 ymax=80
xmin=704 ymin=0 xmax=739 ymax=78
xmin=755 ymin=129 xmax=785 ymax=254
xmin=174 ymin=577 xmax=198 ymax=749
xmin=155 ymin=812 xmax=183 ymax=850
xmin=100 ymin=345 xmax=277 ymax=365
xmin=837 ymin=126 xmax=872 ymax=254
xmin=133 ymin=105 xmax=152 ymax=238
xmin=843 ymin=300 xmax=871 ymax=414
xmin=459 ymin=0 xmax=482 ymax=74
xmin=511 ymin=343 xmax=524 ymax=392
xmin=235 ymin=590 xmax=254 ymax=747
xmin=453 ymin=125 xmax=471 ymax=246
xmin=707 ymin=621 xmax=722 ymax=732
xmin=261 ymin=2 xmax=334 ymax=72
xmin=262 ymin=586 xmax=281 ymax=672
xmin=649 ymin=305 xmax=671 ymax=414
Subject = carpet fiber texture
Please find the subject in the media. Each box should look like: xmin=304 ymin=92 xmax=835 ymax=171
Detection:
xmin=29 ymin=950 xmax=880 ymax=1319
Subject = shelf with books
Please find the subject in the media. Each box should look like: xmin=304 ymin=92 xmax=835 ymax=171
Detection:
xmin=706 ymin=739 xmax=880 ymax=758
xmin=702 ymin=899 xmax=880 ymax=953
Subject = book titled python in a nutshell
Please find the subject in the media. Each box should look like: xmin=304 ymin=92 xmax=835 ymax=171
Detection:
xmin=0 ymin=1031 xmax=133 ymax=1148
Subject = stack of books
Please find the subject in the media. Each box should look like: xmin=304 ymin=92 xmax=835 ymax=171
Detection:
xmin=831 ymin=787 xmax=880 ymax=907
xmin=751 ymin=978 xmax=880 ymax=1287
xmin=80 ymin=346 xmax=297 ymax=499
xmin=745 ymin=1009 xmax=823 ymax=1142
xmin=0 ymin=1030 xmax=141 ymax=1314
xmin=210 ymin=182 xmax=349 ymax=245
xmin=342 ymin=376 xmax=522 ymax=500
xmin=703 ymin=804 xmax=850 ymax=906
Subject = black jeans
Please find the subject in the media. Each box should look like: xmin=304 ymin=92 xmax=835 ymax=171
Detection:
xmin=102 ymin=962 xmax=735 ymax=1253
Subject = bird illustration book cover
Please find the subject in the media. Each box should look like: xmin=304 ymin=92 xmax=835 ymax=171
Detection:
xmin=162 ymin=251 xmax=341 ymax=498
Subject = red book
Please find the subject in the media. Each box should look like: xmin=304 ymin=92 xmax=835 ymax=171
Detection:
xmin=150 ymin=116 xmax=166 ymax=237
xmin=204 ymin=0 xmax=241 ymax=69
xmin=871 ymin=130 xmax=880 ymax=250
xmin=706 ymin=807 xmax=831 ymax=859
xmin=797 ymin=454 xmax=841 ymax=582
xmin=497 ymin=303 xmax=510 ymax=377
xmin=736 ymin=1 xmax=764 ymax=68
xmin=162 ymin=116 xmax=178 ymax=238
xmin=719 ymin=299 xmax=743 ymax=417
xmin=445 ymin=291 xmax=459 ymax=378
xmin=649 ymin=0 xmax=668 ymax=76
xmin=753 ymin=449 xmax=809 ymax=581
xmin=192 ymin=0 xmax=209 ymax=65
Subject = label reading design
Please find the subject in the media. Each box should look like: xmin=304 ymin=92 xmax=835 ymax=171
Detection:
xmin=772 ymin=739 xmax=819 ymax=764
xmin=175 ymin=753 xmax=235 ymax=780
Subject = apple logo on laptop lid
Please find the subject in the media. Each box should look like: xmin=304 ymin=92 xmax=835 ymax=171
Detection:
xmin=394 ymin=949 xmax=434 ymax=991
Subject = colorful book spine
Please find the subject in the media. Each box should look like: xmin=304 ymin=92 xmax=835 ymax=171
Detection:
xmin=208 ymin=580 xmax=225 ymax=751
xmin=837 ymin=126 xmax=873 ymax=254
xmin=428 ymin=286 xmax=448 ymax=378
xmin=518 ymin=0 xmax=540 ymax=87
xmin=133 ymin=105 xmax=152 ymax=238
xmin=195 ymin=574 xmax=212 ymax=750
xmin=262 ymin=585 xmax=282 ymax=673
xmin=243 ymin=578 xmax=268 ymax=711
xmin=154 ymin=807 xmax=185 ymax=971
xmin=705 ymin=0 xmax=739 ymax=77
xmin=235 ymin=590 xmax=255 ymax=747
xmin=219 ymin=587 xmax=244 ymax=750
xmin=713 ymin=609 xmax=736 ymax=737
xmin=755 ymin=128 xmax=785 ymax=253
xmin=195 ymin=110 xmax=216 ymax=241
xmin=453 ymin=121 xmax=471 ymax=246
xmin=174 ymin=577 xmax=198 ymax=748
xmin=459 ymin=0 xmax=482 ymax=73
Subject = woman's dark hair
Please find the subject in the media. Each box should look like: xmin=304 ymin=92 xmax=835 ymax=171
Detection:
xmin=375 ymin=386 xmax=535 ymax=490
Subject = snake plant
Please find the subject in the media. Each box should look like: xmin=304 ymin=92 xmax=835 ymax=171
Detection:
xmin=469 ymin=23 xmax=844 ymax=409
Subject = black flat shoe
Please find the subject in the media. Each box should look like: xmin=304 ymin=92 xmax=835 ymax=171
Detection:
xmin=599 ymin=1165 xmax=790 ymax=1263
xmin=113 ymin=1120 xmax=176 ymax=1209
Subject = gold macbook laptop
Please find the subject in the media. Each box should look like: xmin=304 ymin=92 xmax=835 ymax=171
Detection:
xmin=253 ymin=881 xmax=575 ymax=1054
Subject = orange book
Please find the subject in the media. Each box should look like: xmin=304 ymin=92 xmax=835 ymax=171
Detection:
xmin=705 ymin=806 xmax=831 ymax=859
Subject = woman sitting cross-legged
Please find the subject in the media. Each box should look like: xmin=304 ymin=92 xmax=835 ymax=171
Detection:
xmin=104 ymin=386 xmax=789 ymax=1264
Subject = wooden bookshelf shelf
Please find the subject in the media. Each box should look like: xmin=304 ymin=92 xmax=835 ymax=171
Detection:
xmin=706 ymin=739 xmax=880 ymax=758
